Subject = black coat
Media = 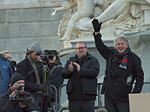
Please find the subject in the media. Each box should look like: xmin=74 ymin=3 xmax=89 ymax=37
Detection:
xmin=48 ymin=60 xmax=64 ymax=100
xmin=94 ymin=33 xmax=144 ymax=102
xmin=62 ymin=53 xmax=100 ymax=101
xmin=17 ymin=56 xmax=43 ymax=94
xmin=48 ymin=60 xmax=64 ymax=89
xmin=0 ymin=89 xmax=40 ymax=112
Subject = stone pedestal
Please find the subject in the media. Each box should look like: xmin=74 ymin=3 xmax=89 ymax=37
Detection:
xmin=70 ymin=31 xmax=113 ymax=49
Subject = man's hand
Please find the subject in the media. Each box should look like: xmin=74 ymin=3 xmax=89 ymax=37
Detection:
xmin=92 ymin=19 xmax=102 ymax=32
xmin=19 ymin=102 xmax=27 ymax=108
xmin=68 ymin=61 xmax=74 ymax=72
xmin=51 ymin=8 xmax=59 ymax=15
xmin=73 ymin=62 xmax=80 ymax=72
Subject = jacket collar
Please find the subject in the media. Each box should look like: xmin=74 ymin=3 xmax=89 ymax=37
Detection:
xmin=74 ymin=52 xmax=92 ymax=61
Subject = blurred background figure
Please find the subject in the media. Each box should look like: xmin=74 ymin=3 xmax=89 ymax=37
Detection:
xmin=1 ymin=50 xmax=17 ymax=72
xmin=2 ymin=50 xmax=12 ymax=61
xmin=0 ymin=51 xmax=14 ymax=97
xmin=10 ymin=60 xmax=17 ymax=72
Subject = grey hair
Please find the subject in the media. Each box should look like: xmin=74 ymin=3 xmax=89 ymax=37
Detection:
xmin=114 ymin=36 xmax=129 ymax=48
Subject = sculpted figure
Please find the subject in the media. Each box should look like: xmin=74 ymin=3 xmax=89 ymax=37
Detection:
xmin=76 ymin=0 xmax=150 ymax=32
xmin=94 ymin=0 xmax=115 ymax=12
xmin=52 ymin=0 xmax=95 ymax=41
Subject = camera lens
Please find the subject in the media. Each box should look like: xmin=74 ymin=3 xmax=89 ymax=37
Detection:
xmin=48 ymin=55 xmax=54 ymax=60
xmin=16 ymin=92 xmax=27 ymax=102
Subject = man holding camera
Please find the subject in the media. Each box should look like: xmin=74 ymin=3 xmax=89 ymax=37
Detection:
xmin=61 ymin=42 xmax=100 ymax=112
xmin=0 ymin=72 xmax=40 ymax=112
xmin=43 ymin=50 xmax=64 ymax=110
xmin=17 ymin=41 xmax=45 ymax=111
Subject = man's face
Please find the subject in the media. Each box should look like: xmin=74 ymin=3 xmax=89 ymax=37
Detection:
xmin=115 ymin=39 xmax=128 ymax=53
xmin=12 ymin=80 xmax=25 ymax=90
xmin=11 ymin=80 xmax=26 ymax=108
xmin=30 ymin=51 xmax=40 ymax=61
xmin=4 ymin=53 xmax=12 ymax=61
xmin=76 ymin=43 xmax=88 ymax=58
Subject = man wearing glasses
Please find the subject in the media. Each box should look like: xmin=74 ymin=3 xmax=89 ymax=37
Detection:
xmin=62 ymin=42 xmax=100 ymax=112
xmin=17 ymin=41 xmax=45 ymax=111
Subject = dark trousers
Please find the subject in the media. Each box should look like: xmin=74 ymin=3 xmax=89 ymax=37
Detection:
xmin=69 ymin=100 xmax=95 ymax=112
xmin=105 ymin=95 xmax=129 ymax=112
xmin=34 ymin=93 xmax=43 ymax=112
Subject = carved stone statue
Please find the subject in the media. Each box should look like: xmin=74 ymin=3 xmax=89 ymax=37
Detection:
xmin=76 ymin=0 xmax=150 ymax=35
xmin=52 ymin=0 xmax=95 ymax=41
xmin=52 ymin=0 xmax=150 ymax=42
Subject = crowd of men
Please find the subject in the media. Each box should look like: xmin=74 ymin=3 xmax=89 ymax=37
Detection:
xmin=0 ymin=44 xmax=64 ymax=112
xmin=0 ymin=19 xmax=144 ymax=112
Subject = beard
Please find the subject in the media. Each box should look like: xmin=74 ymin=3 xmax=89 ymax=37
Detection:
xmin=78 ymin=53 xmax=87 ymax=58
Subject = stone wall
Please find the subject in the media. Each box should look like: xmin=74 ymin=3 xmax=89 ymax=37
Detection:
xmin=0 ymin=0 xmax=65 ymax=62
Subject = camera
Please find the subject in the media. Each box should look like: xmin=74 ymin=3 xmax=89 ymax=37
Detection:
xmin=40 ymin=50 xmax=55 ymax=65
xmin=40 ymin=53 xmax=49 ymax=65
xmin=48 ymin=54 xmax=54 ymax=60
xmin=10 ymin=84 xmax=27 ymax=102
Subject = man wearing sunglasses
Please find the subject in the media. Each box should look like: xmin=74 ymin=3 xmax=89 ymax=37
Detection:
xmin=17 ymin=41 xmax=45 ymax=111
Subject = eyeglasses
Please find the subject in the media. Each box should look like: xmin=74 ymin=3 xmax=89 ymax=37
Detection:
xmin=76 ymin=47 xmax=86 ymax=50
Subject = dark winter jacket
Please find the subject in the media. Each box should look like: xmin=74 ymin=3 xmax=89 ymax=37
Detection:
xmin=17 ymin=56 xmax=43 ymax=94
xmin=48 ymin=60 xmax=64 ymax=100
xmin=0 ymin=89 xmax=40 ymax=112
xmin=93 ymin=33 xmax=144 ymax=102
xmin=61 ymin=53 xmax=100 ymax=101
xmin=48 ymin=60 xmax=64 ymax=89
xmin=0 ymin=56 xmax=14 ymax=97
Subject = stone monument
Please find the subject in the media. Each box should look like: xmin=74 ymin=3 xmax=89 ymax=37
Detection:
xmin=55 ymin=0 xmax=150 ymax=108
xmin=54 ymin=0 xmax=150 ymax=54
